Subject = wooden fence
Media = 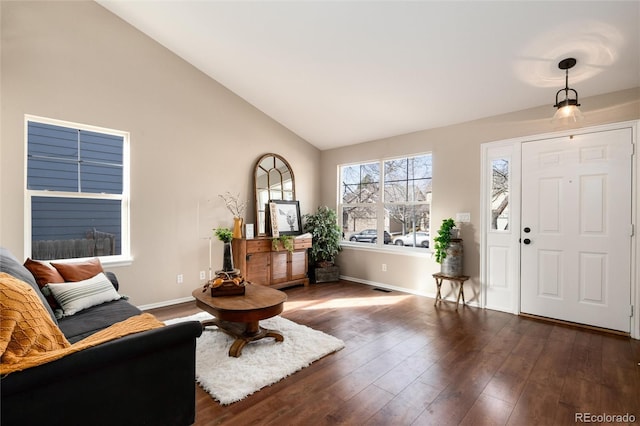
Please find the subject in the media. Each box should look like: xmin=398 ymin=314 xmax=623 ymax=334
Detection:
xmin=32 ymin=229 xmax=116 ymax=260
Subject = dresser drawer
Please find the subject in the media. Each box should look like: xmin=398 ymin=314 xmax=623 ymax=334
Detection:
xmin=245 ymin=239 xmax=272 ymax=253
xmin=293 ymin=238 xmax=312 ymax=250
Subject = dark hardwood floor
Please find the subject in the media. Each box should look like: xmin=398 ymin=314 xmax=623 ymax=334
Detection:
xmin=148 ymin=280 xmax=640 ymax=425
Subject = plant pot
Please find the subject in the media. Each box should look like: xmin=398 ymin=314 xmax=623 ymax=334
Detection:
xmin=441 ymin=238 xmax=463 ymax=277
xmin=222 ymin=242 xmax=234 ymax=272
xmin=313 ymin=265 xmax=340 ymax=283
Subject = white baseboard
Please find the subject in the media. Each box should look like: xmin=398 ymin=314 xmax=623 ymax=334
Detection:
xmin=138 ymin=278 xmax=482 ymax=311
xmin=339 ymin=275 xmax=481 ymax=308
xmin=339 ymin=274 xmax=430 ymax=297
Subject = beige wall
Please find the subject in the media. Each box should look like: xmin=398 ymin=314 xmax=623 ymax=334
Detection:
xmin=2 ymin=1 xmax=638 ymax=309
xmin=0 ymin=1 xmax=320 ymax=305
xmin=321 ymin=88 xmax=640 ymax=301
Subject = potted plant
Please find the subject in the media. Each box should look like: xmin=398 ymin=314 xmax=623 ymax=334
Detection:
xmin=433 ymin=218 xmax=463 ymax=276
xmin=303 ymin=206 xmax=343 ymax=283
xmin=214 ymin=227 xmax=234 ymax=272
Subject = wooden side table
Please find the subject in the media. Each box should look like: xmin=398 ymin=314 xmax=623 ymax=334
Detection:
xmin=433 ymin=273 xmax=470 ymax=309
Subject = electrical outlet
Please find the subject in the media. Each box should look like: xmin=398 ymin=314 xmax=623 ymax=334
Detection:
xmin=199 ymin=271 xmax=206 ymax=280
xmin=382 ymin=263 xmax=387 ymax=272
xmin=177 ymin=274 xmax=183 ymax=284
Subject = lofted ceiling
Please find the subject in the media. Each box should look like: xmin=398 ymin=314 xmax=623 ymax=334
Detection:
xmin=97 ymin=1 xmax=640 ymax=150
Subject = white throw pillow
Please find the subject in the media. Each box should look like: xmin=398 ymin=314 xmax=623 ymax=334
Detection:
xmin=45 ymin=272 xmax=121 ymax=316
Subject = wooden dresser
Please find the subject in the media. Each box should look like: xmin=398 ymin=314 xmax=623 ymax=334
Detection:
xmin=232 ymin=236 xmax=311 ymax=289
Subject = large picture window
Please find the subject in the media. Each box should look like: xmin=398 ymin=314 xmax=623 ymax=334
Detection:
xmin=26 ymin=116 xmax=130 ymax=261
xmin=340 ymin=154 xmax=432 ymax=249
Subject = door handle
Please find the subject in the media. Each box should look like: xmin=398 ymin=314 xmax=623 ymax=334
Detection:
xmin=523 ymin=238 xmax=531 ymax=245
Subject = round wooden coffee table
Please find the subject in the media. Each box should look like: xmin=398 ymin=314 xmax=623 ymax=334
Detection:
xmin=191 ymin=283 xmax=287 ymax=357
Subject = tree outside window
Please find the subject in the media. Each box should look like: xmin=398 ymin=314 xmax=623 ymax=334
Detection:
xmin=491 ymin=159 xmax=509 ymax=231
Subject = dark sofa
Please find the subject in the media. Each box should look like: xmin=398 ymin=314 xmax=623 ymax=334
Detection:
xmin=0 ymin=247 xmax=203 ymax=426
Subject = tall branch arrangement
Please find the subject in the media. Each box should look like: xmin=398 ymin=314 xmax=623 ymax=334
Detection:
xmin=218 ymin=192 xmax=247 ymax=218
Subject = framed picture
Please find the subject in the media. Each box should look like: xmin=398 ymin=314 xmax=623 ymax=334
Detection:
xmin=245 ymin=223 xmax=254 ymax=239
xmin=268 ymin=200 xmax=302 ymax=236
xmin=267 ymin=202 xmax=279 ymax=237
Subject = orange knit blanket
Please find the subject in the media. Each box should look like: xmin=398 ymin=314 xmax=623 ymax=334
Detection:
xmin=1 ymin=272 xmax=164 ymax=375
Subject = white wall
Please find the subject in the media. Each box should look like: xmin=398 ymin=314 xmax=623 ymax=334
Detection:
xmin=0 ymin=1 xmax=320 ymax=306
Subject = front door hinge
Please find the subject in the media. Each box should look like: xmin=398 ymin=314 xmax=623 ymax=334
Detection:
xmin=631 ymin=224 xmax=635 ymax=237
xmin=630 ymin=305 xmax=634 ymax=318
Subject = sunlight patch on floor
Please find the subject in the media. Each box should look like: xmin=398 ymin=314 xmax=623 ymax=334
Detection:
xmin=285 ymin=294 xmax=411 ymax=310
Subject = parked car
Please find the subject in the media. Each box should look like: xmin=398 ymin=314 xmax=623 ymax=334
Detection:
xmin=349 ymin=229 xmax=392 ymax=244
xmin=393 ymin=231 xmax=430 ymax=247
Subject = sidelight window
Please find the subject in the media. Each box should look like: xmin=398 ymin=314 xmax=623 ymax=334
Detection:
xmin=491 ymin=159 xmax=509 ymax=231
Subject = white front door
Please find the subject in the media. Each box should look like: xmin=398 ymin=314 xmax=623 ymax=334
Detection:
xmin=520 ymin=128 xmax=633 ymax=332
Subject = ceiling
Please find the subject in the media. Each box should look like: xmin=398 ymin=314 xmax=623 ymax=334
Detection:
xmin=97 ymin=1 xmax=640 ymax=150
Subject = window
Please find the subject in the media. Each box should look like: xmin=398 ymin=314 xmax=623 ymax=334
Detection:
xmin=339 ymin=154 xmax=432 ymax=249
xmin=25 ymin=116 xmax=130 ymax=261
xmin=491 ymin=159 xmax=509 ymax=231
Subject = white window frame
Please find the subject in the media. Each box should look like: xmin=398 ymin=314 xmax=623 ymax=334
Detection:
xmin=24 ymin=115 xmax=132 ymax=266
xmin=338 ymin=152 xmax=432 ymax=256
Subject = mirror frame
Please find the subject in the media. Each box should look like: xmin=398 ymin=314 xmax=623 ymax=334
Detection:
xmin=254 ymin=153 xmax=296 ymax=236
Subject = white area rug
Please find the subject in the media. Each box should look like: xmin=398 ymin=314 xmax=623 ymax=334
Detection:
xmin=165 ymin=312 xmax=345 ymax=405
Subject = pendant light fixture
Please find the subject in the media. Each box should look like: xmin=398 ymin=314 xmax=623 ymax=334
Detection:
xmin=552 ymin=57 xmax=583 ymax=124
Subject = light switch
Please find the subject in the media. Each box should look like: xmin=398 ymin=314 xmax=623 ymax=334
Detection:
xmin=456 ymin=212 xmax=471 ymax=223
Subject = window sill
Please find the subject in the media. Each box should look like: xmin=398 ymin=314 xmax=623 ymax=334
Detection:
xmin=38 ymin=255 xmax=134 ymax=267
xmin=340 ymin=242 xmax=433 ymax=259
xmin=101 ymin=255 xmax=134 ymax=267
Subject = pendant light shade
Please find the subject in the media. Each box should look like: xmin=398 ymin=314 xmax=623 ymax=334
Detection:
xmin=552 ymin=58 xmax=583 ymax=124
xmin=552 ymin=103 xmax=584 ymax=123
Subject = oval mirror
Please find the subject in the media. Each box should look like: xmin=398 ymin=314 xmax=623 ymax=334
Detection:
xmin=254 ymin=153 xmax=295 ymax=235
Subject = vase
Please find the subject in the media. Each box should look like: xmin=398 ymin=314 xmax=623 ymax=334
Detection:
xmin=233 ymin=217 xmax=243 ymax=239
xmin=222 ymin=242 xmax=234 ymax=272
xmin=441 ymin=238 xmax=464 ymax=277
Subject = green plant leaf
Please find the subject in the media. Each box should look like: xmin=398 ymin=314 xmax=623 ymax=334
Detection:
xmin=303 ymin=206 xmax=343 ymax=265
xmin=433 ymin=218 xmax=456 ymax=263
xmin=214 ymin=227 xmax=233 ymax=243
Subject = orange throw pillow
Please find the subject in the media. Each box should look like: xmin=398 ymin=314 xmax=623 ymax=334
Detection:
xmin=23 ymin=258 xmax=65 ymax=309
xmin=51 ymin=258 xmax=104 ymax=282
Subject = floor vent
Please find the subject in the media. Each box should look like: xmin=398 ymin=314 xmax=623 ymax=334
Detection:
xmin=373 ymin=288 xmax=392 ymax=293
